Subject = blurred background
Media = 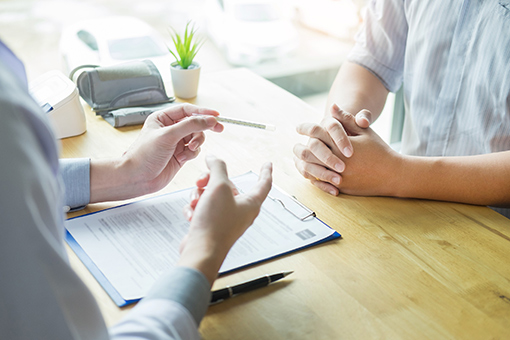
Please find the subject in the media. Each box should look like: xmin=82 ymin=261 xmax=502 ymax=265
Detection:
xmin=0 ymin=0 xmax=394 ymax=141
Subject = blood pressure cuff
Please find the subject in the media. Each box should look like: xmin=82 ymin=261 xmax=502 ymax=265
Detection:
xmin=76 ymin=60 xmax=173 ymax=114
xmin=102 ymin=102 xmax=177 ymax=128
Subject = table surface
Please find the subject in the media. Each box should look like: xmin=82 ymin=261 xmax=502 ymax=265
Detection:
xmin=63 ymin=68 xmax=510 ymax=340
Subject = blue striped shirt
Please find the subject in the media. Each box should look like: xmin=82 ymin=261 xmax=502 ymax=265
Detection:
xmin=349 ymin=0 xmax=510 ymax=156
xmin=348 ymin=0 xmax=510 ymax=216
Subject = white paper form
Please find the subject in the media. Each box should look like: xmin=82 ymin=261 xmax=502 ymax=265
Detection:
xmin=66 ymin=172 xmax=338 ymax=301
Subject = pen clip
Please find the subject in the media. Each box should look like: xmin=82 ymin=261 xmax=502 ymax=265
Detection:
xmin=267 ymin=194 xmax=316 ymax=221
xmin=235 ymin=181 xmax=316 ymax=221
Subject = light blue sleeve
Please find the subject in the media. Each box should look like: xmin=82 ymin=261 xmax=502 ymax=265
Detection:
xmin=59 ymin=158 xmax=90 ymax=210
xmin=144 ymin=267 xmax=211 ymax=326
xmin=109 ymin=267 xmax=211 ymax=340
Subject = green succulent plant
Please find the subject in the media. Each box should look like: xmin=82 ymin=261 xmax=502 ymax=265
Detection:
xmin=168 ymin=22 xmax=204 ymax=69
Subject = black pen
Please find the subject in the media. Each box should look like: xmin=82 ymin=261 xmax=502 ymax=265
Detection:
xmin=210 ymin=271 xmax=293 ymax=304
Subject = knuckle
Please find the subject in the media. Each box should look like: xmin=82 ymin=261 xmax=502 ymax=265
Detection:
xmin=340 ymin=110 xmax=354 ymax=120
xmin=325 ymin=154 xmax=338 ymax=167
xmin=333 ymin=133 xmax=347 ymax=145
xmin=199 ymin=117 xmax=212 ymax=126
xmin=308 ymin=138 xmax=321 ymax=149
xmin=324 ymin=119 xmax=339 ymax=131
xmin=323 ymin=118 xmax=347 ymax=143
xmin=180 ymin=103 xmax=194 ymax=111
xmin=299 ymin=148 xmax=312 ymax=161
xmin=301 ymin=162 xmax=315 ymax=175
xmin=309 ymin=124 xmax=324 ymax=137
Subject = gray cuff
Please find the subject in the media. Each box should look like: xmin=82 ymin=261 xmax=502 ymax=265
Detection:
xmin=144 ymin=267 xmax=211 ymax=326
xmin=59 ymin=158 xmax=90 ymax=210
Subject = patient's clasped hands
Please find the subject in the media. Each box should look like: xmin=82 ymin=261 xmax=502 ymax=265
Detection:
xmin=294 ymin=104 xmax=403 ymax=198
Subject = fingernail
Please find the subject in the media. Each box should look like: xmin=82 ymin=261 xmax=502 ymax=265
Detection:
xmin=335 ymin=163 xmax=345 ymax=172
xmin=332 ymin=176 xmax=341 ymax=185
xmin=343 ymin=147 xmax=353 ymax=158
xmin=329 ymin=190 xmax=337 ymax=196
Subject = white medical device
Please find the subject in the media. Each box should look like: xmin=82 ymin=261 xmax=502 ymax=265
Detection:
xmin=29 ymin=70 xmax=86 ymax=139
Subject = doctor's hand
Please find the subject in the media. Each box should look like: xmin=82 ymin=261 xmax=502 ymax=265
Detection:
xmin=89 ymin=104 xmax=224 ymax=203
xmin=179 ymin=156 xmax=272 ymax=285
xmin=293 ymin=104 xmax=372 ymax=195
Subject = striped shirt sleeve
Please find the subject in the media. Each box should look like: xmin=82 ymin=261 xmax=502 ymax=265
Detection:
xmin=347 ymin=0 xmax=408 ymax=92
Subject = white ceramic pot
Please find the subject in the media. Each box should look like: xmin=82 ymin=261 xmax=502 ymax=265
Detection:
xmin=170 ymin=61 xmax=201 ymax=99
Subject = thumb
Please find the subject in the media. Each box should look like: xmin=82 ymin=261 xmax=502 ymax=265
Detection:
xmin=205 ymin=155 xmax=229 ymax=187
xmin=164 ymin=116 xmax=218 ymax=142
xmin=355 ymin=109 xmax=372 ymax=128
xmin=243 ymin=162 xmax=273 ymax=207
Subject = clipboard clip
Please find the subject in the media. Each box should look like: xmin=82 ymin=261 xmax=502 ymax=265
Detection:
xmin=267 ymin=194 xmax=316 ymax=221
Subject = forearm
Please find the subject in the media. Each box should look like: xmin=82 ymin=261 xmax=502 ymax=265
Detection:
xmin=397 ymin=151 xmax=510 ymax=207
xmin=327 ymin=61 xmax=389 ymax=120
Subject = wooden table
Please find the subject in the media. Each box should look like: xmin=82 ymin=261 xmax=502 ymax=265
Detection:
xmin=63 ymin=68 xmax=510 ymax=339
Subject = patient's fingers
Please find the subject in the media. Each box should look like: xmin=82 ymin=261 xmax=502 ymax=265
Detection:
xmin=293 ymin=155 xmax=342 ymax=190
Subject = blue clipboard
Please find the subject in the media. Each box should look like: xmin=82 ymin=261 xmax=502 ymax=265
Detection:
xmin=66 ymin=173 xmax=341 ymax=307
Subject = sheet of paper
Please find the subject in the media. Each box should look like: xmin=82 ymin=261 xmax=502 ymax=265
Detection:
xmin=66 ymin=172 xmax=336 ymax=301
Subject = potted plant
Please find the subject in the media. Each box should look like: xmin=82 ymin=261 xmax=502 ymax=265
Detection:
xmin=168 ymin=22 xmax=204 ymax=99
